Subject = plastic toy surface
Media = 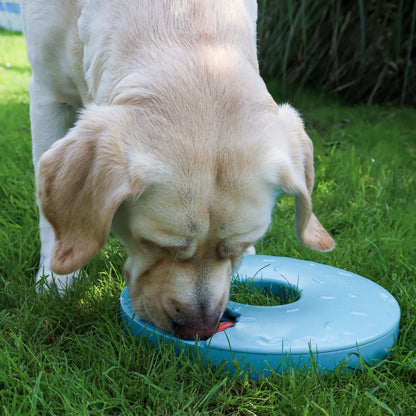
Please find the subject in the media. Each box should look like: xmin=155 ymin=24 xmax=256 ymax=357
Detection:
xmin=120 ymin=255 xmax=400 ymax=377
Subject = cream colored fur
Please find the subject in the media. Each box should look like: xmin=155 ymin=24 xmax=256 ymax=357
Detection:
xmin=22 ymin=0 xmax=334 ymax=339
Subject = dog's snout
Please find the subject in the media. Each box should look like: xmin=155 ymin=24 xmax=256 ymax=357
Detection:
xmin=168 ymin=297 xmax=223 ymax=339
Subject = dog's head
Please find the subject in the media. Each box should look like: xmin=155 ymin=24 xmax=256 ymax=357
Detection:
xmin=37 ymin=99 xmax=334 ymax=339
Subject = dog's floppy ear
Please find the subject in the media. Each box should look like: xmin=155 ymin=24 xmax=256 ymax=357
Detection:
xmin=37 ymin=105 xmax=147 ymax=274
xmin=270 ymin=104 xmax=335 ymax=252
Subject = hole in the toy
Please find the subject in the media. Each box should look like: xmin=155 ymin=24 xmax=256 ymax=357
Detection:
xmin=230 ymin=275 xmax=301 ymax=306
xmin=215 ymin=277 xmax=301 ymax=335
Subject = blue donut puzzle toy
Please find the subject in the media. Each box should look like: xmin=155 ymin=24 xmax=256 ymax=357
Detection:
xmin=120 ymin=255 xmax=400 ymax=378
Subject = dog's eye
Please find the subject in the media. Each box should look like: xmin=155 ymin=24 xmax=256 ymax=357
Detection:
xmin=218 ymin=242 xmax=249 ymax=259
xmin=140 ymin=238 xmax=165 ymax=252
xmin=140 ymin=238 xmax=193 ymax=258
xmin=169 ymin=240 xmax=196 ymax=259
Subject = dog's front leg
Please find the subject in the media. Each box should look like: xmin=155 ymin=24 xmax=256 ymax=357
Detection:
xmin=244 ymin=0 xmax=258 ymax=44
xmin=29 ymin=80 xmax=81 ymax=294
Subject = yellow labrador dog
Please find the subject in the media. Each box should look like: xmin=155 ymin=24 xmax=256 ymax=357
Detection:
xmin=22 ymin=0 xmax=334 ymax=339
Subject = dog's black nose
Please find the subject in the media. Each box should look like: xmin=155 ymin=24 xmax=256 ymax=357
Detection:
xmin=173 ymin=318 xmax=219 ymax=340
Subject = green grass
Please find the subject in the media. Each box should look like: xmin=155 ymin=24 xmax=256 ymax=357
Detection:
xmin=230 ymin=275 xmax=301 ymax=306
xmin=1 ymin=30 xmax=416 ymax=415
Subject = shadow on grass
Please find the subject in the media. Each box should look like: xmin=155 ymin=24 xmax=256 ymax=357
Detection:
xmin=0 ymin=63 xmax=31 ymax=74
xmin=0 ymin=100 xmax=31 ymax=138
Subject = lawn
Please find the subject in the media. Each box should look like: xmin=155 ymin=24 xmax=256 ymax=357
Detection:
xmin=1 ymin=29 xmax=416 ymax=415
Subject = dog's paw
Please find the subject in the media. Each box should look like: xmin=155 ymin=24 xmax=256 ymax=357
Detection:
xmin=35 ymin=267 xmax=82 ymax=296
xmin=244 ymin=245 xmax=256 ymax=255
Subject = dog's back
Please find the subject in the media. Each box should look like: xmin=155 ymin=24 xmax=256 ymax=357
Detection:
xmin=22 ymin=0 xmax=258 ymax=106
